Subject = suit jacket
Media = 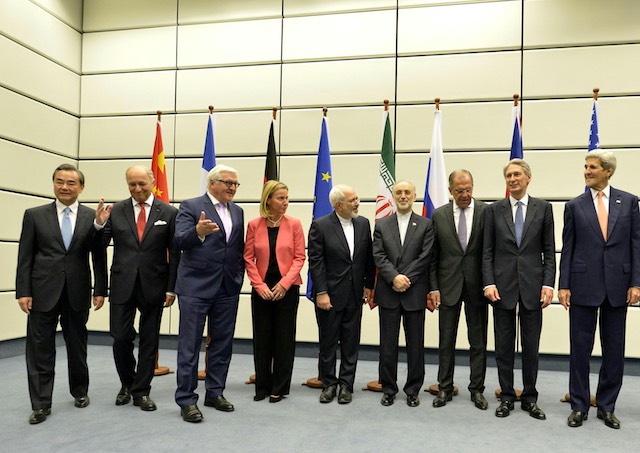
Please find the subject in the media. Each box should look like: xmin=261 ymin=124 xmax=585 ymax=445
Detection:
xmin=482 ymin=196 xmax=555 ymax=310
xmin=429 ymin=199 xmax=488 ymax=307
xmin=373 ymin=212 xmax=434 ymax=311
xmin=308 ymin=212 xmax=375 ymax=310
xmin=173 ymin=194 xmax=245 ymax=299
xmin=16 ymin=202 xmax=107 ymax=312
xmin=559 ymin=187 xmax=640 ymax=307
xmin=104 ymin=198 xmax=179 ymax=305
xmin=244 ymin=215 xmax=306 ymax=293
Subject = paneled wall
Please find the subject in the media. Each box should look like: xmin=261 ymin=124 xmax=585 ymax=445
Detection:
xmin=2 ymin=0 xmax=640 ymax=358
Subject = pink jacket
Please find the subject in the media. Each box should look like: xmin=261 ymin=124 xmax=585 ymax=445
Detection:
xmin=244 ymin=215 xmax=306 ymax=293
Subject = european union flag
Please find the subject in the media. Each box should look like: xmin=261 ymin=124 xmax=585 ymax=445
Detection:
xmin=306 ymin=116 xmax=333 ymax=300
xmin=200 ymin=113 xmax=217 ymax=194
xmin=588 ymin=101 xmax=599 ymax=151
xmin=509 ymin=105 xmax=523 ymax=160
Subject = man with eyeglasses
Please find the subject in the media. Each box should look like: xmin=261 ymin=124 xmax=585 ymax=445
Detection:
xmin=429 ymin=170 xmax=490 ymax=410
xmin=308 ymin=184 xmax=375 ymax=405
xmin=173 ymin=164 xmax=245 ymax=423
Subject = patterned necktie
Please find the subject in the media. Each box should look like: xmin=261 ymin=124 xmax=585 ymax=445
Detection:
xmin=137 ymin=203 xmax=146 ymax=241
xmin=217 ymin=203 xmax=232 ymax=241
xmin=515 ymin=201 xmax=524 ymax=247
xmin=61 ymin=207 xmax=72 ymax=250
xmin=458 ymin=208 xmax=467 ymax=251
xmin=597 ymin=191 xmax=608 ymax=240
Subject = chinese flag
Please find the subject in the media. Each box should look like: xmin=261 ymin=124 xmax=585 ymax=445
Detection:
xmin=152 ymin=121 xmax=169 ymax=203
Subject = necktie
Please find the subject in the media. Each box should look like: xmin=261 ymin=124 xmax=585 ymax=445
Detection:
xmin=137 ymin=203 xmax=146 ymax=241
xmin=597 ymin=191 xmax=608 ymax=240
xmin=458 ymin=208 xmax=467 ymax=251
xmin=218 ymin=203 xmax=232 ymax=241
xmin=515 ymin=201 xmax=524 ymax=247
xmin=61 ymin=207 xmax=72 ymax=250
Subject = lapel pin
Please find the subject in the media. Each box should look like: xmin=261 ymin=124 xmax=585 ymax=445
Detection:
xmin=616 ymin=199 xmax=621 ymax=204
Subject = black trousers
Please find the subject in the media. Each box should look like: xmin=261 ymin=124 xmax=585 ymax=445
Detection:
xmin=493 ymin=303 xmax=541 ymax=404
xmin=379 ymin=305 xmax=425 ymax=397
xmin=316 ymin=293 xmax=362 ymax=391
xmin=26 ymin=285 xmax=89 ymax=410
xmin=110 ymin=277 xmax=163 ymax=398
xmin=437 ymin=287 xmax=488 ymax=394
xmin=251 ymin=286 xmax=299 ymax=398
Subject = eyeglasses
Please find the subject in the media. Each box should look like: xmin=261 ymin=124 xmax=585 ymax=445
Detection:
xmin=453 ymin=188 xmax=472 ymax=195
xmin=215 ymin=179 xmax=241 ymax=189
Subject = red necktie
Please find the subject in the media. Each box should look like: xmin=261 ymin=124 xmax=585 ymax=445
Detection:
xmin=137 ymin=203 xmax=146 ymax=241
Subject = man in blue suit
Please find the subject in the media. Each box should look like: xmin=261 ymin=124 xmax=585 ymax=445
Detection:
xmin=173 ymin=164 xmax=245 ymax=423
xmin=559 ymin=150 xmax=640 ymax=429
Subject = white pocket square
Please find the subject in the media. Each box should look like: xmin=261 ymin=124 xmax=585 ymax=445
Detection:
xmin=154 ymin=220 xmax=168 ymax=226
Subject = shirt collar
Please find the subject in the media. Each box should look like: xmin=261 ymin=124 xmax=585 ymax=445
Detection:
xmin=337 ymin=213 xmax=352 ymax=226
xmin=454 ymin=198 xmax=475 ymax=212
xmin=56 ymin=199 xmax=79 ymax=214
xmin=509 ymin=193 xmax=529 ymax=207
xmin=131 ymin=194 xmax=155 ymax=206
xmin=397 ymin=211 xmax=413 ymax=220
xmin=207 ymin=192 xmax=226 ymax=207
xmin=590 ymin=185 xmax=610 ymax=200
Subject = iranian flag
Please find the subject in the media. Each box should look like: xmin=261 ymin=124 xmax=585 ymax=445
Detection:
xmin=376 ymin=105 xmax=396 ymax=221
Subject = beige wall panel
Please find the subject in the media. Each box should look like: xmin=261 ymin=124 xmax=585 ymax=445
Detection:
xmin=281 ymin=58 xmax=395 ymax=107
xmin=0 ymin=140 xmax=74 ymax=196
xmin=86 ymin=298 xmax=110 ymax=332
xmin=234 ymin=295 xmax=252 ymax=339
xmin=80 ymin=115 xmax=176 ymax=159
xmin=396 ymin=102 xmax=514 ymax=152
xmin=176 ymin=66 xmax=280 ymax=112
xmin=175 ymin=111 xmax=277 ymax=157
xmin=79 ymin=159 xmax=175 ymax=203
xmin=523 ymin=45 xmax=640 ymax=98
xmin=83 ymin=0 xmax=177 ymax=32
xmin=0 ymin=192 xmax=55 ymax=242
xmin=400 ymin=0 xmax=505 ymax=5
xmin=296 ymin=297 xmax=319 ymax=343
xmin=31 ymin=0 xmax=83 ymax=31
xmin=538 ymin=304 xmax=570 ymax=355
xmin=82 ymin=27 xmax=177 ymax=74
xmin=398 ymin=2 xmax=521 ymax=55
xmin=285 ymin=0 xmax=396 ymax=15
xmin=0 ymin=292 xmax=25 ymax=341
xmin=397 ymin=52 xmax=521 ymax=103
xmin=179 ymin=0 xmax=281 ymax=24
xmin=283 ymin=11 xmax=396 ymax=62
xmin=525 ymin=0 xmax=640 ymax=48
xmin=281 ymin=107 xmax=395 ymax=154
xmin=627 ymin=309 xmax=640 ymax=358
xmin=81 ymin=71 xmax=176 ymax=116
xmin=360 ymin=307 xmax=380 ymax=346
xmin=0 ymin=243 xmax=17 ymax=291
xmin=524 ymin=97 xmax=640 ymax=149
xmin=0 ymin=0 xmax=81 ymax=72
xmin=0 ymin=35 xmax=80 ymax=114
xmin=0 ymin=88 xmax=78 ymax=157
xmin=178 ymin=20 xmax=281 ymax=68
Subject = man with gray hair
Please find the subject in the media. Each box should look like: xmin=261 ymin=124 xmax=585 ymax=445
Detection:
xmin=95 ymin=165 xmax=179 ymax=412
xmin=308 ymin=184 xmax=375 ymax=404
xmin=173 ymin=164 xmax=245 ymax=422
xmin=560 ymin=150 xmax=640 ymax=429
xmin=483 ymin=159 xmax=555 ymax=420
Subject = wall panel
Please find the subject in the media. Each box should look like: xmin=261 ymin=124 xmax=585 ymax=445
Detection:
xmin=31 ymin=0 xmax=83 ymax=31
xmin=83 ymin=0 xmax=177 ymax=32
xmin=0 ymin=293 xmax=25 ymax=341
xmin=82 ymin=27 xmax=177 ymax=74
xmin=178 ymin=20 xmax=281 ymax=68
xmin=179 ymin=0 xmax=282 ymax=24
xmin=285 ymin=0 xmax=396 ymax=16
xmin=0 ymin=243 xmax=17 ymax=291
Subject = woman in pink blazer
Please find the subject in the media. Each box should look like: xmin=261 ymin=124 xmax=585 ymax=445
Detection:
xmin=244 ymin=180 xmax=306 ymax=403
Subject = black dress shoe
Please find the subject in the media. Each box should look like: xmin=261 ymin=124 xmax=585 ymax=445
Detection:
xmin=74 ymin=396 xmax=90 ymax=408
xmin=407 ymin=395 xmax=420 ymax=407
xmin=337 ymin=385 xmax=352 ymax=404
xmin=568 ymin=411 xmax=588 ymax=427
xmin=133 ymin=395 xmax=157 ymax=411
xmin=521 ymin=402 xmax=546 ymax=420
xmin=470 ymin=392 xmax=488 ymax=410
xmin=597 ymin=410 xmax=620 ymax=429
xmin=253 ymin=394 xmax=266 ymax=402
xmin=495 ymin=400 xmax=514 ymax=418
xmin=204 ymin=395 xmax=234 ymax=412
xmin=115 ymin=386 xmax=131 ymax=406
xmin=181 ymin=404 xmax=203 ymax=423
xmin=432 ymin=390 xmax=452 ymax=408
xmin=319 ymin=385 xmax=337 ymax=404
xmin=269 ymin=395 xmax=284 ymax=403
xmin=29 ymin=408 xmax=51 ymax=425
xmin=381 ymin=393 xmax=395 ymax=406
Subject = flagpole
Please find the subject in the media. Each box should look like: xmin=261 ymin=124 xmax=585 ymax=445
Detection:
xmin=593 ymin=87 xmax=599 ymax=101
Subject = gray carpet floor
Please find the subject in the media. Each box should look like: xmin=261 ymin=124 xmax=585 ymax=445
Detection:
xmin=2 ymin=345 xmax=639 ymax=452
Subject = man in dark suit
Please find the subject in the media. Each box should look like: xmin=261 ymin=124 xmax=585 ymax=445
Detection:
xmin=95 ymin=166 xmax=179 ymax=412
xmin=16 ymin=164 xmax=107 ymax=425
xmin=308 ymin=184 xmax=375 ymax=405
xmin=483 ymin=159 xmax=555 ymax=420
xmin=173 ymin=164 xmax=244 ymax=423
xmin=430 ymin=169 xmax=489 ymax=410
xmin=559 ymin=150 xmax=640 ymax=429
xmin=373 ymin=180 xmax=433 ymax=407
